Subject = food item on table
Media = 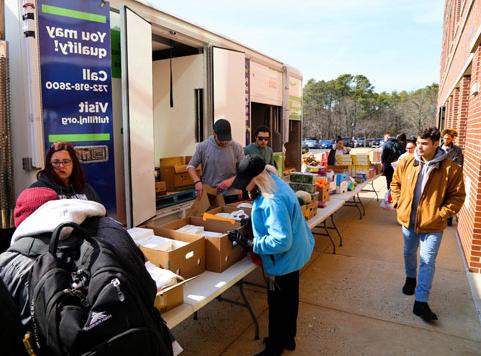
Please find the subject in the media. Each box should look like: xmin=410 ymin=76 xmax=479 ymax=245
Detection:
xmin=296 ymin=190 xmax=312 ymax=205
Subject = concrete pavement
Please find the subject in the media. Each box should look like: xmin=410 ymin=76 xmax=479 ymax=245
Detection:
xmin=171 ymin=177 xmax=481 ymax=355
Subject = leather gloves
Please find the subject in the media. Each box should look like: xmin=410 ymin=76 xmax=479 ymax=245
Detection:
xmin=228 ymin=230 xmax=253 ymax=249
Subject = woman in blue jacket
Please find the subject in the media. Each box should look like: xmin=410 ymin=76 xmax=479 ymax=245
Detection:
xmin=229 ymin=155 xmax=315 ymax=356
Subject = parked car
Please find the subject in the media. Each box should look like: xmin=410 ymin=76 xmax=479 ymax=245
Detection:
xmin=342 ymin=137 xmax=354 ymax=147
xmin=302 ymin=139 xmax=319 ymax=149
xmin=318 ymin=139 xmax=334 ymax=149
xmin=353 ymin=137 xmax=366 ymax=147
xmin=370 ymin=138 xmax=383 ymax=148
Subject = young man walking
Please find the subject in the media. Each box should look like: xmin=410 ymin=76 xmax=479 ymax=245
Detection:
xmin=391 ymin=127 xmax=465 ymax=322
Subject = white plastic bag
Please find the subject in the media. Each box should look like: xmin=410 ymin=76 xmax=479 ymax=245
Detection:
xmin=380 ymin=190 xmax=394 ymax=210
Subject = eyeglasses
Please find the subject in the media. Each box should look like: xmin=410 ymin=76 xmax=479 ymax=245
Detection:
xmin=51 ymin=159 xmax=72 ymax=167
xmin=257 ymin=136 xmax=270 ymax=141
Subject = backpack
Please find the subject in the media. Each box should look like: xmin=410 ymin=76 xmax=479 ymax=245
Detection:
xmin=0 ymin=277 xmax=28 ymax=356
xmin=22 ymin=219 xmax=173 ymax=356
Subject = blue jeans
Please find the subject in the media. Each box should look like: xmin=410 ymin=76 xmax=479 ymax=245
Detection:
xmin=402 ymin=226 xmax=443 ymax=302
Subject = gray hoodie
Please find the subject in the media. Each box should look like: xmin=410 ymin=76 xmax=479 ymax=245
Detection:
xmin=409 ymin=148 xmax=447 ymax=227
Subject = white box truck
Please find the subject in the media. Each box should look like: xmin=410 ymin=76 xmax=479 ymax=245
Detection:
xmin=2 ymin=0 xmax=303 ymax=231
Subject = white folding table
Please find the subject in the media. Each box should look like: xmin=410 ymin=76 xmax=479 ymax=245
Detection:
xmin=330 ymin=180 xmax=369 ymax=219
xmin=307 ymin=199 xmax=345 ymax=254
xmin=162 ymin=257 xmax=261 ymax=338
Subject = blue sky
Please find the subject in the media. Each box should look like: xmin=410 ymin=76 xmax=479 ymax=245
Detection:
xmin=152 ymin=0 xmax=444 ymax=93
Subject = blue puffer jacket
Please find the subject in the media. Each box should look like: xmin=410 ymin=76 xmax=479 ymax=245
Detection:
xmin=251 ymin=175 xmax=315 ymax=276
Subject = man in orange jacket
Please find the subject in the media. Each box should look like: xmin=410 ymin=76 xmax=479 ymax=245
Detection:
xmin=391 ymin=127 xmax=465 ymax=322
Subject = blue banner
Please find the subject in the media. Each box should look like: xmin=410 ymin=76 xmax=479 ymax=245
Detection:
xmin=38 ymin=0 xmax=116 ymax=214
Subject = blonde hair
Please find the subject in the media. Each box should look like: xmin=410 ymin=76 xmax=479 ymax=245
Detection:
xmin=252 ymin=165 xmax=279 ymax=198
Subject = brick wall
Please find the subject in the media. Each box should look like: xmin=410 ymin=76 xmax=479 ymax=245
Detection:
xmin=439 ymin=0 xmax=481 ymax=272
xmin=452 ymin=87 xmax=460 ymax=133
xmin=457 ymin=76 xmax=470 ymax=148
xmin=457 ymin=45 xmax=481 ymax=272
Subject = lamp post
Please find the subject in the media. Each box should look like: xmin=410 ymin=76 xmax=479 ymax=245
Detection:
xmin=351 ymin=122 xmax=355 ymax=147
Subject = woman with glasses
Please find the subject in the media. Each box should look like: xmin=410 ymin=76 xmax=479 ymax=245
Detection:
xmin=396 ymin=136 xmax=416 ymax=162
xmin=30 ymin=142 xmax=101 ymax=203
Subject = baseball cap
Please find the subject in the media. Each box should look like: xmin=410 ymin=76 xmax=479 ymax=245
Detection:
xmin=232 ymin=154 xmax=267 ymax=190
xmin=213 ymin=119 xmax=232 ymax=141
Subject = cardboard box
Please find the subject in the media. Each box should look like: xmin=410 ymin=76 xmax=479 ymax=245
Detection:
xmin=318 ymin=186 xmax=330 ymax=202
xmin=289 ymin=182 xmax=317 ymax=193
xmin=369 ymin=150 xmax=382 ymax=163
xmin=173 ymin=172 xmax=194 ymax=188
xmin=187 ymin=185 xmax=225 ymax=217
xmin=301 ymin=201 xmax=318 ymax=220
xmin=137 ymin=224 xmax=205 ymax=279
xmin=289 ymin=172 xmax=316 ymax=184
xmin=155 ymin=217 xmax=246 ymax=273
xmin=174 ymin=164 xmax=188 ymax=173
xmin=154 ymin=280 xmax=186 ymax=313
xmin=159 ymin=156 xmax=199 ymax=191
xmin=207 ymin=205 xmax=252 ymax=218
xmin=155 ymin=181 xmax=167 ymax=194
xmin=225 ymin=200 xmax=253 ymax=209
xmin=335 ymin=173 xmax=349 ymax=186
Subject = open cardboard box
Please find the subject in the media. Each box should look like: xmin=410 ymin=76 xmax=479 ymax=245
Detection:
xmin=140 ymin=223 xmax=205 ymax=279
xmin=154 ymin=279 xmax=187 ymax=313
xmin=225 ymin=200 xmax=253 ymax=209
xmin=155 ymin=216 xmax=246 ymax=273
xmin=206 ymin=205 xmax=252 ymax=217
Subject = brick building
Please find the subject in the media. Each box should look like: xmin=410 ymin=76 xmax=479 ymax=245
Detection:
xmin=438 ymin=0 xmax=481 ymax=272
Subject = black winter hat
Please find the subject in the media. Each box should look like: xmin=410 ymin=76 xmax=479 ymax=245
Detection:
xmin=232 ymin=154 xmax=266 ymax=190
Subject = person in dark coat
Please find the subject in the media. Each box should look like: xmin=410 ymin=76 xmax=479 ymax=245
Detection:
xmin=382 ymin=131 xmax=401 ymax=190
xmin=441 ymin=129 xmax=464 ymax=167
xmin=441 ymin=129 xmax=464 ymax=226
xmin=30 ymin=142 xmax=101 ymax=203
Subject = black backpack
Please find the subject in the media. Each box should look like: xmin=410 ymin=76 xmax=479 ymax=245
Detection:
xmin=24 ymin=219 xmax=173 ymax=356
xmin=0 ymin=277 xmax=28 ymax=356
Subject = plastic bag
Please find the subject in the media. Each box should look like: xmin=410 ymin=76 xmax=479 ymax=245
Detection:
xmin=380 ymin=190 xmax=394 ymax=210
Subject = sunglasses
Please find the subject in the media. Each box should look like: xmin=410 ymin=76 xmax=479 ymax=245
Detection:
xmin=51 ymin=159 xmax=72 ymax=167
xmin=257 ymin=136 xmax=270 ymax=141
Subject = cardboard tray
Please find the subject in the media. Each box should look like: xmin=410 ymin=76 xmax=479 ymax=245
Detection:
xmin=141 ymin=223 xmax=205 ymax=279
xmin=155 ymin=216 xmax=246 ymax=273
xmin=154 ymin=278 xmax=192 ymax=314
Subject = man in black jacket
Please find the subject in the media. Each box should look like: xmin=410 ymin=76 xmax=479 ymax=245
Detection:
xmin=382 ymin=131 xmax=401 ymax=190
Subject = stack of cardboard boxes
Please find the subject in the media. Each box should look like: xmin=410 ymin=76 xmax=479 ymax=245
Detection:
xmin=288 ymin=172 xmax=319 ymax=219
xmin=131 ymin=200 xmax=252 ymax=313
xmin=158 ymin=156 xmax=201 ymax=192
xmin=335 ymin=154 xmax=352 ymax=166
xmin=351 ymin=154 xmax=371 ymax=179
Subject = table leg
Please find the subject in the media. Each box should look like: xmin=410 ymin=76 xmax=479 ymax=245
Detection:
xmin=330 ymin=215 xmax=343 ymax=247
xmin=312 ymin=222 xmax=336 ymax=254
xmin=353 ymin=197 xmax=363 ymax=219
xmin=356 ymin=194 xmax=366 ymax=216
xmin=238 ymin=282 xmax=259 ymax=340
xmin=216 ymin=281 xmax=260 ymax=340
xmin=371 ymin=180 xmax=379 ymax=201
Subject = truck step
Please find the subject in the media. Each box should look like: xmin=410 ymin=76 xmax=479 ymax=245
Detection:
xmin=156 ymin=189 xmax=196 ymax=209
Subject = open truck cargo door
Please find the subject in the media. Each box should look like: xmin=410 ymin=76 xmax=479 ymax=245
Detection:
xmin=121 ymin=7 xmax=155 ymax=227
xmin=211 ymin=47 xmax=246 ymax=146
